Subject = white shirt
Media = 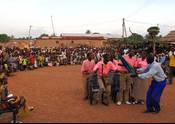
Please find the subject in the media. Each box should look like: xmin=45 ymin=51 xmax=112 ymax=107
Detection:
xmin=138 ymin=61 xmax=167 ymax=82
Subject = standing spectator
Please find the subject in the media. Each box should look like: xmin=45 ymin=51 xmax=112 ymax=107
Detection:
xmin=168 ymin=50 xmax=175 ymax=84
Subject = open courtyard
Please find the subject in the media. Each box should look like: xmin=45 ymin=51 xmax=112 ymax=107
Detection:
xmin=0 ymin=65 xmax=175 ymax=123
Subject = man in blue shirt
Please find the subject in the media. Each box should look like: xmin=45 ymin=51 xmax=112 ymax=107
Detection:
xmin=137 ymin=53 xmax=167 ymax=114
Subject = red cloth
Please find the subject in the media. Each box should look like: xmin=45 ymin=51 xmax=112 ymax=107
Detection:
xmin=29 ymin=55 xmax=35 ymax=65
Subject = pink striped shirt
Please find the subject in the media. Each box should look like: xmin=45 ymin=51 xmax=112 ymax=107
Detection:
xmin=118 ymin=60 xmax=127 ymax=72
xmin=124 ymin=55 xmax=137 ymax=67
xmin=81 ymin=59 xmax=95 ymax=74
xmin=118 ymin=54 xmax=137 ymax=72
xmin=137 ymin=58 xmax=148 ymax=68
xmin=93 ymin=61 xmax=118 ymax=77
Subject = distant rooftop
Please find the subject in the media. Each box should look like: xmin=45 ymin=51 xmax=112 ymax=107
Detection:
xmin=39 ymin=33 xmax=121 ymax=40
xmin=161 ymin=30 xmax=175 ymax=43
xmin=60 ymin=33 xmax=121 ymax=39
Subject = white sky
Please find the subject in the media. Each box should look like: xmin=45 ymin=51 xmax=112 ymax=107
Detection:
xmin=0 ymin=0 xmax=175 ymax=38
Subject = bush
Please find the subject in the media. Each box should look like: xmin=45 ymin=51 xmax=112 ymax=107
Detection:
xmin=0 ymin=34 xmax=10 ymax=43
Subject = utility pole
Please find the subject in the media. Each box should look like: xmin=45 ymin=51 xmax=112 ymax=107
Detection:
xmin=51 ymin=16 xmax=56 ymax=36
xmin=122 ymin=18 xmax=127 ymax=38
xmin=29 ymin=25 xmax=32 ymax=40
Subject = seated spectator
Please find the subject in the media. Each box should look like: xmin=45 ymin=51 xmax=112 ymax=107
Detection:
xmin=0 ymin=70 xmax=34 ymax=121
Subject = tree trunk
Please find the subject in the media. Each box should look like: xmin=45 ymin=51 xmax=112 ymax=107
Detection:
xmin=152 ymin=36 xmax=156 ymax=54
xmin=153 ymin=41 xmax=156 ymax=54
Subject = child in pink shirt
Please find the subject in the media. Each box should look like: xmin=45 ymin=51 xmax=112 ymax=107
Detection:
xmin=93 ymin=54 xmax=118 ymax=106
xmin=81 ymin=53 xmax=95 ymax=100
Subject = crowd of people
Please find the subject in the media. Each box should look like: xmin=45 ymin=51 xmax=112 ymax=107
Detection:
xmin=81 ymin=44 xmax=175 ymax=114
xmin=0 ymin=43 xmax=175 ymax=122
xmin=0 ymin=45 xmax=118 ymax=74
xmin=0 ymin=44 xmax=173 ymax=75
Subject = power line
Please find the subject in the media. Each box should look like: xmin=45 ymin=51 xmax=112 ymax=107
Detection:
xmin=24 ymin=17 xmax=175 ymax=38
xmin=56 ymin=18 xmax=122 ymax=29
xmin=126 ymin=0 xmax=156 ymax=19
xmin=125 ymin=19 xmax=174 ymax=28
xmin=27 ymin=18 xmax=123 ymax=34
xmin=125 ymin=19 xmax=155 ymax=25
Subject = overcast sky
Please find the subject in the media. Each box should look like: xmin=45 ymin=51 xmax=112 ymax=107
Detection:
xmin=0 ymin=0 xmax=175 ymax=38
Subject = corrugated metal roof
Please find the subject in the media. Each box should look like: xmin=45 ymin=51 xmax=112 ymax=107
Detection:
xmin=38 ymin=33 xmax=120 ymax=40
xmin=60 ymin=33 xmax=120 ymax=39
xmin=161 ymin=30 xmax=175 ymax=43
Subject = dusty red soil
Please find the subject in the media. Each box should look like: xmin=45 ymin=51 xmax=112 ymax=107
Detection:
xmin=0 ymin=65 xmax=175 ymax=123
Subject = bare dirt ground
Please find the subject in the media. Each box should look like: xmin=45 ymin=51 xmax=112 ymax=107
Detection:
xmin=0 ymin=65 xmax=175 ymax=123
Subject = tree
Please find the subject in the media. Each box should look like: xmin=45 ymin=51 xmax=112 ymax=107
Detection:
xmin=105 ymin=38 xmax=120 ymax=46
xmin=10 ymin=35 xmax=15 ymax=39
xmin=119 ymin=33 xmax=145 ymax=48
xmin=0 ymin=34 xmax=10 ymax=43
xmin=85 ymin=30 xmax=91 ymax=34
xmin=125 ymin=33 xmax=144 ymax=44
xmin=26 ymin=36 xmax=32 ymax=40
xmin=18 ymin=37 xmax=27 ymax=40
xmin=93 ymin=32 xmax=100 ymax=34
xmin=39 ymin=34 xmax=49 ymax=38
xmin=145 ymin=34 xmax=161 ymax=43
xmin=147 ymin=27 xmax=160 ymax=36
xmin=147 ymin=26 xmax=160 ymax=54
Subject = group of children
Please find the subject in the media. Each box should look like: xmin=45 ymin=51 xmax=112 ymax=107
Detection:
xmin=81 ymin=48 xmax=172 ymax=113
xmin=81 ymin=51 xmax=149 ymax=105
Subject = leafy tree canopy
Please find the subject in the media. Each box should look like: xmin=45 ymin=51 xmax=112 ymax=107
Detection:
xmin=85 ymin=30 xmax=91 ymax=34
xmin=0 ymin=34 xmax=10 ymax=43
xmin=125 ymin=33 xmax=144 ymax=44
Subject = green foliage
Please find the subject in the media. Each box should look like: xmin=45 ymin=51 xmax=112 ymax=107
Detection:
xmin=17 ymin=37 xmax=27 ymax=40
xmin=0 ymin=34 xmax=10 ymax=43
xmin=114 ymin=33 xmax=144 ymax=45
xmin=147 ymin=26 xmax=160 ymax=36
xmin=10 ymin=35 xmax=15 ymax=39
xmin=147 ymin=26 xmax=160 ymax=54
xmin=93 ymin=32 xmax=100 ymax=34
xmin=145 ymin=34 xmax=161 ymax=43
xmin=146 ymin=26 xmax=161 ymax=43
xmin=40 ymin=34 xmax=49 ymax=37
xmin=85 ymin=30 xmax=91 ymax=34
xmin=106 ymin=38 xmax=120 ymax=46
xmin=121 ymin=38 xmax=128 ymax=44
xmin=125 ymin=33 xmax=144 ymax=44
xmin=145 ymin=34 xmax=153 ymax=42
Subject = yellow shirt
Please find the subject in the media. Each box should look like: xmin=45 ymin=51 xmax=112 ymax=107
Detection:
xmin=169 ymin=55 xmax=175 ymax=67
xmin=0 ymin=73 xmax=5 ymax=79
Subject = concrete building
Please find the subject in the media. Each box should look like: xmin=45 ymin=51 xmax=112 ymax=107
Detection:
xmin=5 ymin=33 xmax=120 ymax=48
